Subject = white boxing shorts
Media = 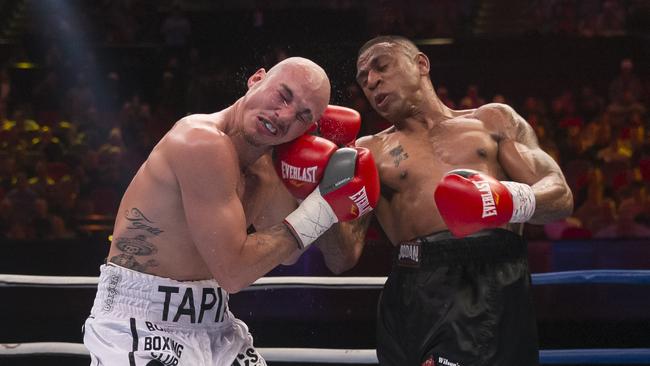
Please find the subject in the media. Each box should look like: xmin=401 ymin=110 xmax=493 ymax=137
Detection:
xmin=83 ymin=264 xmax=266 ymax=366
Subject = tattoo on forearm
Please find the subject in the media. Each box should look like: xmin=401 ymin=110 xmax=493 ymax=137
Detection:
xmin=252 ymin=224 xmax=298 ymax=249
xmin=125 ymin=208 xmax=164 ymax=235
xmin=352 ymin=216 xmax=371 ymax=243
xmin=109 ymin=235 xmax=159 ymax=271
xmin=389 ymin=145 xmax=409 ymax=167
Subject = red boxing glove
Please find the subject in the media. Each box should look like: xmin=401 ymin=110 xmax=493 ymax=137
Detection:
xmin=315 ymin=105 xmax=361 ymax=146
xmin=434 ymin=169 xmax=536 ymax=238
xmin=274 ymin=134 xmax=338 ymax=200
xmin=321 ymin=147 xmax=380 ymax=221
xmin=284 ymin=147 xmax=380 ymax=248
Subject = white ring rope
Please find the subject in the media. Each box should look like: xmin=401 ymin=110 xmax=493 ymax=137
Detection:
xmin=4 ymin=272 xmax=650 ymax=363
xmin=0 ymin=274 xmax=386 ymax=290
xmin=0 ymin=342 xmax=378 ymax=363
xmin=0 ymin=274 xmax=99 ymax=288
xmin=250 ymin=276 xmax=386 ymax=290
xmin=5 ymin=342 xmax=650 ymax=364
xmin=4 ymin=271 xmax=650 ymax=290
xmin=1 ymin=342 xmax=89 ymax=357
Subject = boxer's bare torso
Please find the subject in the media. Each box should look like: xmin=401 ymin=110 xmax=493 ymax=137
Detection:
xmin=108 ymin=113 xmax=292 ymax=280
xmin=350 ymin=40 xmax=571 ymax=247
xmin=358 ymin=103 xmax=554 ymax=244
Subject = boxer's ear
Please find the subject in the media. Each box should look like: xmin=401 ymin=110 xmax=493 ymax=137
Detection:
xmin=247 ymin=68 xmax=267 ymax=89
xmin=415 ymin=53 xmax=430 ymax=76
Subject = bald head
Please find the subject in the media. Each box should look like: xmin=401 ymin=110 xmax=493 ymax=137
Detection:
xmin=245 ymin=57 xmax=331 ymax=124
xmin=268 ymin=57 xmax=328 ymax=83
xmin=264 ymin=57 xmax=331 ymax=118
xmin=241 ymin=57 xmax=331 ymax=145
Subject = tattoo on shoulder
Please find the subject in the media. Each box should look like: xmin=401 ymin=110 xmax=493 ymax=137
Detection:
xmin=389 ymin=145 xmax=409 ymax=167
xmin=125 ymin=208 xmax=164 ymax=235
xmin=109 ymin=235 xmax=159 ymax=272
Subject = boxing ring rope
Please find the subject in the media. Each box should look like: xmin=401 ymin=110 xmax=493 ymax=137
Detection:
xmin=3 ymin=342 xmax=650 ymax=364
xmin=2 ymin=270 xmax=650 ymax=364
xmin=3 ymin=269 xmax=650 ymax=289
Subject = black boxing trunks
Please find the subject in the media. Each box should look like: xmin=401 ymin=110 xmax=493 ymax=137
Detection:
xmin=376 ymin=229 xmax=539 ymax=366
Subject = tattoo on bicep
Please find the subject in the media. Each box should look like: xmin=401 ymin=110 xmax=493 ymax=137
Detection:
xmin=109 ymin=235 xmax=159 ymax=271
xmin=125 ymin=208 xmax=164 ymax=235
xmin=389 ymin=145 xmax=409 ymax=167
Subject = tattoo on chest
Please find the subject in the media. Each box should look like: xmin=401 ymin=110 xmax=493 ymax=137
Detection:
xmin=125 ymin=208 xmax=164 ymax=235
xmin=109 ymin=235 xmax=159 ymax=271
xmin=389 ymin=145 xmax=409 ymax=167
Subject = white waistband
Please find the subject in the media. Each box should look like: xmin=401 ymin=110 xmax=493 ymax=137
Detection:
xmin=91 ymin=264 xmax=230 ymax=328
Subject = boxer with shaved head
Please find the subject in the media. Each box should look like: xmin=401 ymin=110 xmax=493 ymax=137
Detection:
xmin=83 ymin=57 xmax=379 ymax=366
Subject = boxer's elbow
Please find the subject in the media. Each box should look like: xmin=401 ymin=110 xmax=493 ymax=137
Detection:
xmin=529 ymin=182 xmax=574 ymax=224
xmin=218 ymin=276 xmax=249 ymax=294
xmin=281 ymin=248 xmax=302 ymax=266
xmin=212 ymin=266 xmax=251 ymax=294
xmin=213 ymin=274 xmax=239 ymax=294
xmin=558 ymin=187 xmax=574 ymax=218
xmin=552 ymin=181 xmax=574 ymax=219
xmin=220 ymin=282 xmax=241 ymax=294
xmin=326 ymin=245 xmax=363 ymax=275
xmin=328 ymin=256 xmax=358 ymax=275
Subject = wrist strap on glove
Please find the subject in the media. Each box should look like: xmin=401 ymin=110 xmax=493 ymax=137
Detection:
xmin=284 ymin=188 xmax=338 ymax=248
xmin=501 ymin=181 xmax=536 ymax=223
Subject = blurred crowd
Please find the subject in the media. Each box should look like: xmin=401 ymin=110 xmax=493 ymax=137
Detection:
xmin=0 ymin=0 xmax=648 ymax=241
xmin=525 ymin=0 xmax=638 ymax=37
xmin=25 ymin=0 xmax=642 ymax=46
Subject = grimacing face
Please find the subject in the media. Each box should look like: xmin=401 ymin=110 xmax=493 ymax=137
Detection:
xmin=241 ymin=62 xmax=329 ymax=147
xmin=356 ymin=43 xmax=423 ymax=122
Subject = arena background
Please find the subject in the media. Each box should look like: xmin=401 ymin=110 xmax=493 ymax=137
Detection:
xmin=1 ymin=0 xmax=649 ymax=365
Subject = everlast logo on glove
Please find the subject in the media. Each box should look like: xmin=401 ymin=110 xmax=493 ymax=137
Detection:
xmin=471 ymin=179 xmax=498 ymax=218
xmin=280 ymin=161 xmax=318 ymax=184
xmin=349 ymin=186 xmax=372 ymax=217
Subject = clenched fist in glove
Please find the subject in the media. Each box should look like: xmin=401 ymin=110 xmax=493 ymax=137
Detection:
xmin=274 ymin=134 xmax=338 ymax=200
xmin=434 ymin=169 xmax=536 ymax=238
xmin=284 ymin=147 xmax=380 ymax=248
xmin=314 ymin=105 xmax=361 ymax=147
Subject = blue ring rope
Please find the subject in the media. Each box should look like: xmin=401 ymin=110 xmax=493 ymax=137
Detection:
xmin=531 ymin=270 xmax=650 ymax=285
xmin=2 ymin=271 xmax=650 ymax=363
xmin=540 ymin=348 xmax=650 ymax=364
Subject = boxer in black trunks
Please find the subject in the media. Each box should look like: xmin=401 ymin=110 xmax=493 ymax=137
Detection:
xmin=333 ymin=36 xmax=573 ymax=365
